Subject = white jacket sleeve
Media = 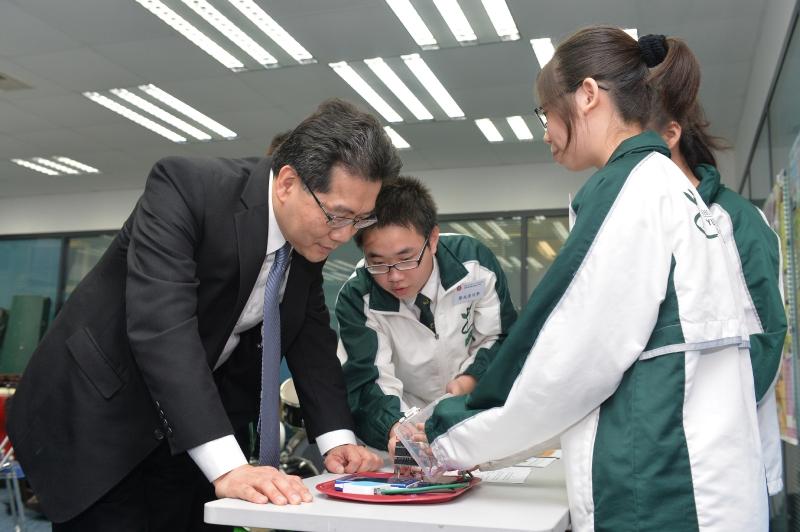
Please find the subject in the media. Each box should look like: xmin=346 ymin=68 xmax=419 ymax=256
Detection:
xmin=431 ymin=165 xmax=676 ymax=469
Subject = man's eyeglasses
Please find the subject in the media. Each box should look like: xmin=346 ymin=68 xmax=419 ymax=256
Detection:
xmin=534 ymin=84 xmax=610 ymax=131
xmin=301 ymin=177 xmax=378 ymax=229
xmin=365 ymin=236 xmax=429 ymax=275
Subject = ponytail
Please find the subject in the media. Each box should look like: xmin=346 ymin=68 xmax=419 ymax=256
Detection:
xmin=649 ymin=38 xmax=726 ymax=168
xmin=535 ymin=27 xmax=669 ymax=148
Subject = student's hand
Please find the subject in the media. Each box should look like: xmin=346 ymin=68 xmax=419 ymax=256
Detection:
xmin=390 ymin=422 xmax=429 ymax=457
xmin=387 ymin=421 xmax=401 ymax=459
xmin=446 ymin=374 xmax=477 ymax=396
xmin=324 ymin=444 xmax=384 ymax=474
xmin=213 ymin=464 xmax=312 ymax=505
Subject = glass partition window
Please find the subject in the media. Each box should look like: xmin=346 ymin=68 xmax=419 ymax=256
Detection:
xmin=63 ymin=234 xmax=115 ymax=302
xmin=526 ymin=215 xmax=570 ymax=299
xmin=321 ymin=211 xmax=569 ymax=324
xmin=0 ymin=239 xmax=62 ymax=323
xmin=749 ymin=120 xmax=773 ymax=201
xmin=768 ymin=21 xmax=800 ymax=182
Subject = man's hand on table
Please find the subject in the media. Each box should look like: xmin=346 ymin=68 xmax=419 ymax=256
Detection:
xmin=324 ymin=444 xmax=384 ymax=473
xmin=213 ymin=464 xmax=312 ymax=505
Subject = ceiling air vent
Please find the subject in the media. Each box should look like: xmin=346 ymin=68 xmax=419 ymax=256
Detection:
xmin=0 ymin=72 xmax=32 ymax=91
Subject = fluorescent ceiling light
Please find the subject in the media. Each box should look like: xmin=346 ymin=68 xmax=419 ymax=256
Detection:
xmin=228 ymin=0 xmax=315 ymax=63
xmin=32 ymin=157 xmax=79 ymax=174
xmin=329 ymin=62 xmax=403 ymax=123
xmin=365 ymin=58 xmax=433 ymax=120
xmin=135 ymin=0 xmax=244 ymax=70
xmin=508 ymin=256 xmax=521 ymax=269
xmin=11 ymin=156 xmax=101 ymax=175
xmin=84 ymin=91 xmax=188 ymax=143
xmin=530 ymin=37 xmax=555 ymax=68
xmin=447 ymin=222 xmax=472 ymax=237
xmin=553 ymin=221 xmax=570 ymax=241
xmin=401 ymin=54 xmax=464 ymax=118
xmin=506 ymin=116 xmax=533 ymax=140
xmin=181 ymin=0 xmax=277 ymax=66
xmin=624 ymin=28 xmax=638 ymax=40
xmin=474 ymin=118 xmax=503 ymax=142
xmin=468 ymin=222 xmax=494 ymax=240
xmin=138 ymin=84 xmax=237 ymax=139
xmin=486 ymin=220 xmax=511 ymax=241
xmin=496 ymin=255 xmax=512 ymax=269
xmin=537 ymin=240 xmax=557 ymax=259
xmin=481 ymin=0 xmax=519 ymax=41
xmin=384 ymin=126 xmax=411 ymax=149
xmin=386 ymin=0 xmax=438 ymax=49
xmin=11 ymin=158 xmax=60 ymax=176
xmin=111 ymin=88 xmax=213 ymax=141
xmin=53 ymin=157 xmax=100 ymax=174
xmin=526 ymin=257 xmax=543 ymax=270
xmin=433 ymin=0 xmax=476 ymax=43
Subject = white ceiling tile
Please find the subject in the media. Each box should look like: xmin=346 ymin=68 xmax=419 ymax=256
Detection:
xmin=0 ymin=0 xmax=773 ymax=197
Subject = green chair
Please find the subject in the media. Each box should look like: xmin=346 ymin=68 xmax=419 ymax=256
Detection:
xmin=0 ymin=296 xmax=50 ymax=375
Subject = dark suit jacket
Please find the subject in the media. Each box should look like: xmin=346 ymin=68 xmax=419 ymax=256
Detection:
xmin=7 ymin=156 xmax=354 ymax=522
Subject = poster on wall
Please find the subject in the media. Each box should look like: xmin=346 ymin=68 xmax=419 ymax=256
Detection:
xmin=776 ymin=132 xmax=800 ymax=444
xmin=773 ymin=174 xmax=798 ymax=444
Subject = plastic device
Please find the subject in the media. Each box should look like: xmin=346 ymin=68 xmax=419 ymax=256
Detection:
xmin=393 ymin=394 xmax=452 ymax=482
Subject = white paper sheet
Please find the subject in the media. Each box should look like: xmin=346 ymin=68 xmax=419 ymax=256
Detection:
xmin=473 ymin=467 xmax=530 ymax=483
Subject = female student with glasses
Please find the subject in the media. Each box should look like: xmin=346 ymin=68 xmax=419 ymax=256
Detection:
xmin=422 ymin=27 xmax=769 ymax=531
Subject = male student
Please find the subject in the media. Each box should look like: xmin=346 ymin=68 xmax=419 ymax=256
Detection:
xmin=335 ymin=176 xmax=517 ymax=452
xmin=8 ymin=99 xmax=401 ymax=531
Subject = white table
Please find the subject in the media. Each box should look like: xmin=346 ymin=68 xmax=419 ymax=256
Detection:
xmin=205 ymin=461 xmax=570 ymax=532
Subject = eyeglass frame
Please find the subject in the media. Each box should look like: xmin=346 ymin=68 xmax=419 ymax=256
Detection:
xmin=534 ymin=83 xmax=610 ymax=131
xmin=298 ymin=173 xmax=378 ymax=229
xmin=364 ymin=235 xmax=430 ymax=275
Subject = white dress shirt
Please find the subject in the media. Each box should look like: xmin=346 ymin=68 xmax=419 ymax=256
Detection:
xmin=188 ymin=171 xmax=356 ymax=482
xmin=401 ymin=259 xmax=439 ymax=319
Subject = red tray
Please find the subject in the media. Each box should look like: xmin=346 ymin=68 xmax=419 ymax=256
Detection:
xmin=316 ymin=472 xmax=479 ymax=504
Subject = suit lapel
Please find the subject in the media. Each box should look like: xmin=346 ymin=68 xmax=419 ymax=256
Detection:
xmin=233 ymin=158 xmax=271 ymax=320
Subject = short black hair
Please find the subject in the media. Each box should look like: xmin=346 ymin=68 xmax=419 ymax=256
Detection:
xmin=266 ymin=130 xmax=291 ymax=156
xmin=271 ymin=99 xmax=402 ymax=192
xmin=355 ymin=176 xmax=437 ymax=248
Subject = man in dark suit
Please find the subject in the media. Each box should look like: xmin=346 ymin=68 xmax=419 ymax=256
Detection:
xmin=7 ymin=99 xmax=401 ymax=531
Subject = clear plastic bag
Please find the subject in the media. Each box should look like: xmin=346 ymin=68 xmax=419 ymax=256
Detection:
xmin=393 ymin=394 xmax=451 ymax=482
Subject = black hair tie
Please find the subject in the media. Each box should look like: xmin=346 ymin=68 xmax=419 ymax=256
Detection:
xmin=638 ymin=34 xmax=668 ymax=67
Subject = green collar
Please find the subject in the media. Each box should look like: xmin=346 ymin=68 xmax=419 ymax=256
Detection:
xmin=605 ymin=130 xmax=671 ymax=167
xmin=695 ymin=164 xmax=722 ymax=205
xmin=368 ymin=237 xmax=469 ymax=312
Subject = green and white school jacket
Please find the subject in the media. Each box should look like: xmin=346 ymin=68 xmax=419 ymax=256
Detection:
xmin=426 ymin=132 xmax=767 ymax=532
xmin=696 ymin=164 xmax=787 ymax=495
xmin=336 ymin=234 xmax=517 ymax=450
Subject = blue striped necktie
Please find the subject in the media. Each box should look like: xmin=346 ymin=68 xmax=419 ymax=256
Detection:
xmin=259 ymin=241 xmax=291 ymax=466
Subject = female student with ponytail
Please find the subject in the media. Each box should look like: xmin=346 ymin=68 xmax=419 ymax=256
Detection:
xmin=421 ymin=27 xmax=769 ymax=531
xmin=648 ymin=35 xmax=787 ymax=497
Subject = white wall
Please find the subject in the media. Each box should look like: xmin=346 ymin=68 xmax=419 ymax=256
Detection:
xmin=0 ymin=150 xmax=748 ymax=236
xmin=0 ymin=189 xmax=142 ymax=235
xmin=420 ymin=162 xmax=589 ymax=214
xmin=0 ymin=161 xmax=589 ymax=235
xmin=735 ymin=0 xmax=798 ymax=188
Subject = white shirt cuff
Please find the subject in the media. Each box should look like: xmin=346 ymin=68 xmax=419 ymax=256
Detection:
xmin=315 ymin=429 xmax=357 ymax=456
xmin=187 ymin=435 xmax=248 ymax=482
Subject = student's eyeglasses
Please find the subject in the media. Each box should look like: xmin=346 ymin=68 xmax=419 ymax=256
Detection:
xmin=534 ymin=106 xmax=548 ymax=131
xmin=301 ymin=177 xmax=378 ymax=229
xmin=534 ymin=84 xmax=610 ymax=132
xmin=365 ymin=236 xmax=430 ymax=275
